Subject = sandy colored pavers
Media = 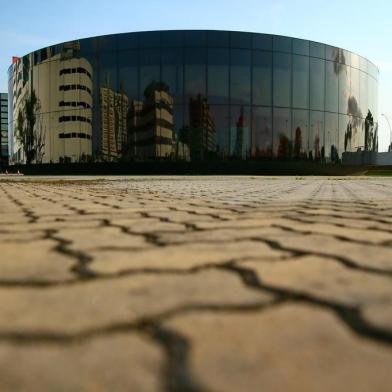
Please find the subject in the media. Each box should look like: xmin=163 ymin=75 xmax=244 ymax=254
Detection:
xmin=0 ymin=176 xmax=392 ymax=391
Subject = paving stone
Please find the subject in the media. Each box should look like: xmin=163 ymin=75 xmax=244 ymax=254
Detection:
xmin=0 ymin=335 xmax=163 ymax=391
xmin=90 ymin=241 xmax=290 ymax=274
xmin=0 ymin=270 xmax=272 ymax=333
xmin=165 ymin=304 xmax=392 ymax=392
xmin=1 ymin=176 xmax=392 ymax=390
xmin=0 ymin=240 xmax=75 ymax=283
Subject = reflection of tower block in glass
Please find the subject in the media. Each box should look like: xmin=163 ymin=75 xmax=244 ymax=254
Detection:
xmin=128 ymin=82 xmax=175 ymax=160
xmin=188 ymin=95 xmax=216 ymax=160
xmin=231 ymin=107 xmax=249 ymax=159
xmin=100 ymin=86 xmax=129 ymax=161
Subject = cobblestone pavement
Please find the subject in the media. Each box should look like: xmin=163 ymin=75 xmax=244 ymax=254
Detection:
xmin=1 ymin=176 xmax=392 ymax=391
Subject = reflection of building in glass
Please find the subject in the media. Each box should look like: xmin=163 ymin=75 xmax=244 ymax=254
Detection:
xmin=230 ymin=107 xmax=249 ymax=159
xmin=127 ymin=82 xmax=179 ymax=160
xmin=10 ymin=41 xmax=94 ymax=164
xmin=180 ymin=95 xmax=216 ymax=161
xmin=0 ymin=93 xmax=8 ymax=167
xmin=100 ymin=85 xmax=129 ymax=161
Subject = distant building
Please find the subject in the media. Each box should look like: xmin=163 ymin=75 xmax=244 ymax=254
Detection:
xmin=0 ymin=93 xmax=8 ymax=167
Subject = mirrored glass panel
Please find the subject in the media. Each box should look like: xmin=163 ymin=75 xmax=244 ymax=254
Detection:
xmin=325 ymin=61 xmax=338 ymax=113
xmin=207 ymin=48 xmax=229 ymax=104
xmin=293 ymin=39 xmax=309 ymax=56
xmin=252 ymin=34 xmax=272 ymax=51
xmin=310 ymin=58 xmax=325 ymax=111
xmin=293 ymin=55 xmax=309 ymax=109
xmin=230 ymin=49 xmax=251 ymax=105
xmin=252 ymin=107 xmax=272 ymax=157
xmin=309 ymin=111 xmax=324 ymax=160
xmin=292 ymin=109 xmax=309 ymax=158
xmin=210 ymin=105 xmax=229 ymax=159
xmin=252 ymin=51 xmax=272 ymax=106
xmin=273 ymin=108 xmax=291 ymax=158
xmin=183 ymin=96 xmax=218 ymax=161
xmin=273 ymin=36 xmax=292 ymax=53
xmin=230 ymin=106 xmax=251 ymax=159
xmin=184 ymin=48 xmax=206 ymax=101
xmin=273 ymin=52 xmax=291 ymax=107
xmin=339 ymin=64 xmax=350 ymax=114
xmin=325 ymin=112 xmax=339 ymax=161
xmin=162 ymin=48 xmax=184 ymax=105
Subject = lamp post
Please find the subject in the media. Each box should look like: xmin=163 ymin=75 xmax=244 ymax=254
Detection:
xmin=381 ymin=114 xmax=392 ymax=152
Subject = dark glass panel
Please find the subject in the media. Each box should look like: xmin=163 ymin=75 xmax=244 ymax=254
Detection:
xmin=230 ymin=32 xmax=252 ymax=49
xmin=252 ymin=106 xmax=272 ymax=158
xmin=252 ymin=34 xmax=272 ymax=51
xmin=273 ymin=36 xmax=292 ymax=53
xmin=139 ymin=31 xmax=161 ymax=48
xmin=325 ymin=112 xmax=339 ymax=161
xmin=309 ymin=111 xmax=324 ymax=160
xmin=230 ymin=49 xmax=251 ymax=105
xmin=310 ymin=57 xmax=325 ymax=111
xmin=98 ymin=35 xmax=117 ymax=52
xmin=182 ymin=97 xmax=218 ymax=160
xmin=162 ymin=48 xmax=184 ymax=105
xmin=339 ymin=64 xmax=350 ymax=114
xmin=139 ymin=49 xmax=160 ymax=97
xmin=293 ymin=39 xmax=309 ymax=56
xmin=292 ymin=109 xmax=309 ymax=158
xmin=162 ymin=31 xmax=184 ymax=47
xmin=79 ymin=38 xmax=99 ymax=54
xmin=173 ymin=106 xmax=190 ymax=161
xmin=118 ymin=50 xmax=139 ymax=102
xmin=310 ymin=42 xmax=325 ymax=59
xmin=273 ymin=52 xmax=291 ymax=107
xmin=230 ymin=106 xmax=250 ymax=159
xmin=207 ymin=31 xmax=229 ymax=47
xmin=207 ymin=48 xmax=229 ymax=104
xmin=184 ymin=31 xmax=207 ymax=46
xmin=117 ymin=32 xmax=139 ymax=50
xmin=292 ymin=55 xmax=309 ymax=109
xmin=99 ymin=51 xmax=118 ymax=91
xmin=184 ymin=47 xmax=206 ymax=100
xmin=273 ymin=107 xmax=291 ymax=158
xmin=325 ymin=61 xmax=338 ymax=113
xmin=210 ymin=105 xmax=230 ymax=159
xmin=252 ymin=51 xmax=272 ymax=106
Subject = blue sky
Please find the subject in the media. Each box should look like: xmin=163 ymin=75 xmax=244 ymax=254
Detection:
xmin=1 ymin=0 xmax=391 ymax=150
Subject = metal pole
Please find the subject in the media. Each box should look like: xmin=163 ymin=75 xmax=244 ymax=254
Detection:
xmin=381 ymin=114 xmax=392 ymax=151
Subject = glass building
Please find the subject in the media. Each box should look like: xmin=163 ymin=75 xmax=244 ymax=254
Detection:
xmin=7 ymin=30 xmax=379 ymax=165
xmin=0 ymin=92 xmax=8 ymax=167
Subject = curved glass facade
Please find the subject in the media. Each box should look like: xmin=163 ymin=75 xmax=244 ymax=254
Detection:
xmin=8 ymin=30 xmax=379 ymax=164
